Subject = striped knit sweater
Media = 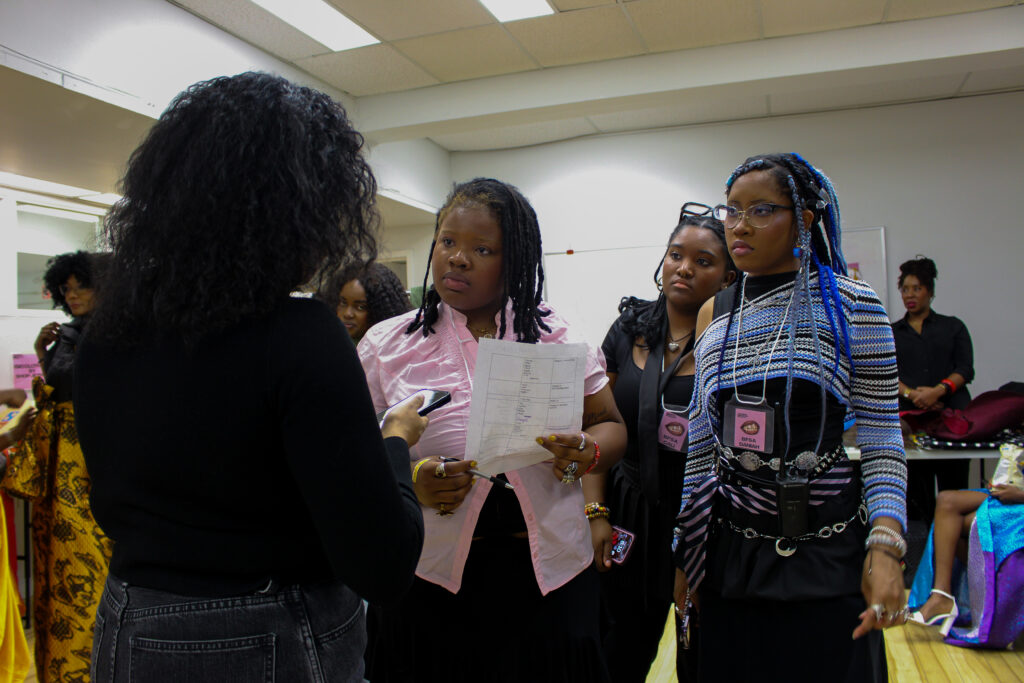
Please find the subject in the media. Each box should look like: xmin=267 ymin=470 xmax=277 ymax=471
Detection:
xmin=676 ymin=273 xmax=907 ymax=557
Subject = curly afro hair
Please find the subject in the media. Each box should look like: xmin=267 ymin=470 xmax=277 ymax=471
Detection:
xmin=89 ymin=71 xmax=379 ymax=348
xmin=43 ymin=251 xmax=108 ymax=316
xmin=317 ymin=261 xmax=412 ymax=328
xmin=898 ymin=256 xmax=937 ymax=294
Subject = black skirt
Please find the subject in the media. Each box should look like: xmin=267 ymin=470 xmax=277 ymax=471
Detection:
xmin=365 ymin=536 xmax=610 ymax=683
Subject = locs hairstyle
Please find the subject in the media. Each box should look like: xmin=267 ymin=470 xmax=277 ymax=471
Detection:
xmin=619 ymin=211 xmax=737 ymax=348
xmin=43 ymin=250 xmax=107 ymax=316
xmin=716 ymin=153 xmax=851 ymax=455
xmin=898 ymin=256 xmax=937 ymax=294
xmin=406 ymin=178 xmax=550 ymax=343
xmin=89 ymin=71 xmax=378 ymax=348
xmin=317 ymin=261 xmax=412 ymax=327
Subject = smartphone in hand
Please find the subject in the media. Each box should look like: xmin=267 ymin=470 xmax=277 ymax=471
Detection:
xmin=376 ymin=390 xmax=451 ymax=428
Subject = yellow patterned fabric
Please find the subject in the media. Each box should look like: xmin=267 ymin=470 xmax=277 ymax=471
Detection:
xmin=27 ymin=378 xmax=112 ymax=683
xmin=0 ymin=494 xmax=31 ymax=682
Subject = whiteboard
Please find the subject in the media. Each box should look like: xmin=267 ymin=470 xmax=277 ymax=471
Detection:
xmin=542 ymin=245 xmax=665 ymax=350
xmin=842 ymin=227 xmax=890 ymax=317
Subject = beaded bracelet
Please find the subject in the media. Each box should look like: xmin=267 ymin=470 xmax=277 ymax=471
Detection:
xmin=584 ymin=502 xmax=610 ymax=520
xmin=869 ymin=525 xmax=905 ymax=544
xmin=583 ymin=441 xmax=601 ymax=475
xmin=865 ymin=533 xmax=907 ymax=558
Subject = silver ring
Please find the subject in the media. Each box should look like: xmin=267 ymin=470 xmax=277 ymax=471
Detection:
xmin=870 ymin=603 xmax=884 ymax=621
xmin=577 ymin=433 xmax=587 ymax=451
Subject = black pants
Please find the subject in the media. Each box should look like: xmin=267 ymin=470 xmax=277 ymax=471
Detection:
xmin=907 ymin=458 xmax=970 ymax=521
xmin=365 ymin=536 xmax=610 ymax=683
xmin=699 ymin=591 xmax=886 ymax=683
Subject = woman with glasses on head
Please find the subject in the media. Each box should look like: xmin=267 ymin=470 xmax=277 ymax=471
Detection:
xmin=14 ymin=250 xmax=113 ymax=682
xmin=673 ymin=154 xmax=907 ymax=682
xmin=588 ymin=203 xmax=736 ymax=682
xmin=892 ymin=256 xmax=974 ymax=522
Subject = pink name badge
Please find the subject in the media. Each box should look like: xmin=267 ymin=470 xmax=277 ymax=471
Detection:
xmin=722 ymin=395 xmax=775 ymax=454
xmin=658 ymin=412 xmax=688 ymax=451
xmin=733 ymin=408 xmax=767 ymax=452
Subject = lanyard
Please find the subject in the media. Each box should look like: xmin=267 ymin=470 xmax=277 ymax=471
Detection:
xmin=731 ymin=274 xmax=793 ymax=405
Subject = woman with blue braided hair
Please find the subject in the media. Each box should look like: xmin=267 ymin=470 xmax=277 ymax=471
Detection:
xmin=671 ymin=154 xmax=908 ymax=682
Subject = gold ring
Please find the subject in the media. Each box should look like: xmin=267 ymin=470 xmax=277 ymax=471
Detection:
xmin=435 ymin=462 xmax=447 ymax=479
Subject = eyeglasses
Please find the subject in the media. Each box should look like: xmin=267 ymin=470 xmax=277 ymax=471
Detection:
xmin=679 ymin=202 xmax=713 ymax=222
xmin=59 ymin=283 xmax=92 ymax=296
xmin=713 ymin=203 xmax=793 ymax=229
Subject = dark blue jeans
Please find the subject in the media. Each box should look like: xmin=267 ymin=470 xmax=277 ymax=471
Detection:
xmin=91 ymin=574 xmax=367 ymax=682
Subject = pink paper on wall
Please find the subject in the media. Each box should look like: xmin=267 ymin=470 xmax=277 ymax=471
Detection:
xmin=12 ymin=354 xmax=41 ymax=391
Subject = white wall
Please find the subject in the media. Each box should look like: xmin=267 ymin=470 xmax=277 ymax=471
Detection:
xmin=380 ymin=223 xmax=436 ymax=291
xmin=452 ymin=91 xmax=1024 ymax=396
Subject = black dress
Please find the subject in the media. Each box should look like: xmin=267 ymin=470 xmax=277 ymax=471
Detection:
xmin=600 ymin=309 xmax=696 ymax=683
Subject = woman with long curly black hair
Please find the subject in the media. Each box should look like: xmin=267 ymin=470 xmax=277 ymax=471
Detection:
xmin=317 ymin=261 xmax=412 ymax=341
xmin=74 ymin=72 xmax=427 ymax=682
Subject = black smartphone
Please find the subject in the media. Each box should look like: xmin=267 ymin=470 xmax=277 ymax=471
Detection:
xmin=376 ymin=390 xmax=451 ymax=427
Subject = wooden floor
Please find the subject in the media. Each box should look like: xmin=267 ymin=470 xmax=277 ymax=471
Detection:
xmin=645 ymin=609 xmax=1024 ymax=683
xmin=20 ymin=617 xmax=1024 ymax=682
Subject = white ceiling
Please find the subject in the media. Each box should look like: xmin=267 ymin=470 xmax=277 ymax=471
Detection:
xmin=166 ymin=0 xmax=1024 ymax=151
xmin=2 ymin=0 xmax=1023 ymax=219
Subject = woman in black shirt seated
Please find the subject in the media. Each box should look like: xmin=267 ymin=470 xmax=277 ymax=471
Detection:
xmin=75 ymin=72 xmax=427 ymax=683
xmin=892 ymin=256 xmax=975 ymax=521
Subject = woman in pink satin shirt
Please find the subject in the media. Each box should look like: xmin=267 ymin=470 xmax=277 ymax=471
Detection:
xmin=358 ymin=178 xmax=626 ymax=682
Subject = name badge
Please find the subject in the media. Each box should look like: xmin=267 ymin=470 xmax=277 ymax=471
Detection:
xmin=723 ymin=395 xmax=775 ymax=454
xmin=658 ymin=412 xmax=688 ymax=451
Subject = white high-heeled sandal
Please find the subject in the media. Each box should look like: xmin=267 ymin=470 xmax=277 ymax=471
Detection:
xmin=908 ymin=588 xmax=959 ymax=636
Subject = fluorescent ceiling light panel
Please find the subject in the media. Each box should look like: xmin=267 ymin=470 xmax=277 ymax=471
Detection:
xmin=250 ymin=0 xmax=378 ymax=51
xmin=479 ymin=0 xmax=554 ymax=22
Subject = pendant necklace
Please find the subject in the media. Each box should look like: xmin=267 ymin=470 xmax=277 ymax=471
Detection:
xmin=666 ymin=329 xmax=693 ymax=353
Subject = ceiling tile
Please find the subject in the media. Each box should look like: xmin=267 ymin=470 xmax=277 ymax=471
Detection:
xmin=327 ymin=0 xmax=495 ymax=41
xmin=769 ymin=73 xmax=965 ymax=115
xmin=762 ymin=0 xmax=888 ymax=38
xmin=505 ymin=6 xmax=645 ymax=67
xmin=296 ymin=45 xmax=439 ymax=96
xmin=551 ymin=0 xmax=618 ymax=9
xmin=173 ymin=0 xmax=330 ymax=60
xmin=394 ymin=25 xmax=537 ymax=82
xmin=960 ymin=64 xmax=1024 ymax=93
xmin=429 ymin=118 xmax=599 ymax=151
xmin=588 ymin=96 xmax=769 ymax=132
xmin=886 ymin=0 xmax=1013 ymax=22
xmin=625 ymin=0 xmax=761 ymax=53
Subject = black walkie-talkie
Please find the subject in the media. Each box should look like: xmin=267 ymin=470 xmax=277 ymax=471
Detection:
xmin=776 ymin=469 xmax=810 ymax=537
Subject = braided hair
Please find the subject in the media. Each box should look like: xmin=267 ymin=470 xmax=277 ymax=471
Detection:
xmin=715 ymin=153 xmax=851 ymax=457
xmin=898 ymin=256 xmax=937 ymax=295
xmin=317 ymin=261 xmax=412 ymax=327
xmin=620 ymin=212 xmax=737 ymax=347
xmin=406 ymin=178 xmax=550 ymax=343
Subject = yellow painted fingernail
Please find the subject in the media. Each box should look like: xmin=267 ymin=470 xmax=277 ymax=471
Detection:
xmin=536 ymin=437 xmax=544 ymax=445
xmin=549 ymin=435 xmax=557 ymax=442
xmin=470 ymin=461 xmax=478 ymax=467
